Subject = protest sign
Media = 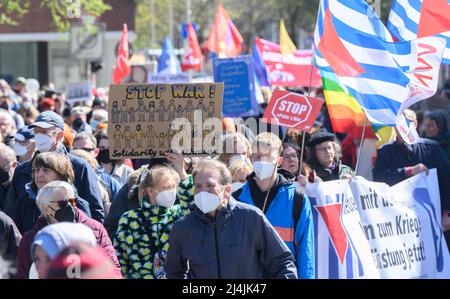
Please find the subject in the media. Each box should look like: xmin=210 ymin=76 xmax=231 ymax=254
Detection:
xmin=255 ymin=37 xmax=322 ymax=87
xmin=305 ymin=169 xmax=450 ymax=279
xmin=65 ymin=82 xmax=93 ymax=105
xmin=262 ymin=89 xmax=323 ymax=131
xmin=148 ymin=73 xmax=189 ymax=84
xmin=212 ymin=55 xmax=260 ymax=118
xmin=107 ymin=83 xmax=224 ymax=159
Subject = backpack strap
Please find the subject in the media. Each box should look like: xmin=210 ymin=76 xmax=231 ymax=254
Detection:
xmin=231 ymin=188 xmax=243 ymax=200
xmin=292 ymin=189 xmax=304 ymax=254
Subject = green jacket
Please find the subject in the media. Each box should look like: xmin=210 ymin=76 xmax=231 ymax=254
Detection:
xmin=310 ymin=160 xmax=354 ymax=182
xmin=113 ymin=175 xmax=194 ymax=279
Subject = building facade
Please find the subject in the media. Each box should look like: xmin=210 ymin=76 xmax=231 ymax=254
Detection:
xmin=0 ymin=0 xmax=136 ymax=89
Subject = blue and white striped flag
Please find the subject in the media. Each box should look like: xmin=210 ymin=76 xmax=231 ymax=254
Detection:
xmin=313 ymin=0 xmax=446 ymax=127
xmin=388 ymin=0 xmax=450 ymax=64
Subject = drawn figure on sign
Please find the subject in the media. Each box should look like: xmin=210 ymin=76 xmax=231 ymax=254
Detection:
xmin=134 ymin=124 xmax=145 ymax=148
xmin=157 ymin=100 xmax=167 ymax=121
xmin=167 ymin=123 xmax=177 ymax=147
xmin=203 ymin=123 xmax=210 ymax=139
xmin=167 ymin=99 xmax=176 ymax=122
xmin=176 ymin=105 xmax=184 ymax=118
xmin=185 ymin=99 xmax=194 ymax=122
xmin=129 ymin=107 xmax=137 ymax=122
xmin=148 ymin=101 xmax=156 ymax=122
xmin=146 ymin=125 xmax=157 ymax=147
xmin=196 ymin=99 xmax=207 ymax=122
xmin=120 ymin=100 xmax=129 ymax=123
xmin=138 ymin=100 xmax=146 ymax=122
xmin=111 ymin=101 xmax=120 ymax=124
xmin=192 ymin=124 xmax=201 ymax=140
xmin=113 ymin=125 xmax=123 ymax=148
xmin=207 ymin=101 xmax=215 ymax=118
xmin=157 ymin=132 xmax=167 ymax=148
xmin=123 ymin=126 xmax=133 ymax=148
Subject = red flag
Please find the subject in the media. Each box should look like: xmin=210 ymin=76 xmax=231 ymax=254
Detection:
xmin=417 ymin=0 xmax=450 ymax=38
xmin=112 ymin=24 xmax=131 ymax=84
xmin=317 ymin=9 xmax=365 ymax=77
xmin=204 ymin=4 xmax=243 ymax=57
xmin=181 ymin=23 xmax=203 ymax=72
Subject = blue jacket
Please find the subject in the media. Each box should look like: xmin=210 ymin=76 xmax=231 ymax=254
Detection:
xmin=166 ymin=198 xmax=298 ymax=279
xmin=373 ymin=139 xmax=450 ymax=209
xmin=96 ymin=166 xmax=121 ymax=201
xmin=234 ymin=170 xmax=315 ymax=279
xmin=3 ymin=147 xmax=104 ymax=223
xmin=12 ymin=183 xmax=91 ymax=234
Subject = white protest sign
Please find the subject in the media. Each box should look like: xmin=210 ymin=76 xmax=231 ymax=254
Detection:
xmin=65 ymin=82 xmax=93 ymax=105
xmin=305 ymin=169 xmax=450 ymax=279
xmin=148 ymin=73 xmax=189 ymax=84
xmin=305 ymin=180 xmax=380 ymax=279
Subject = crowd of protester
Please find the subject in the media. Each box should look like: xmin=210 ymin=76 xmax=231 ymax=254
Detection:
xmin=0 ymin=76 xmax=449 ymax=279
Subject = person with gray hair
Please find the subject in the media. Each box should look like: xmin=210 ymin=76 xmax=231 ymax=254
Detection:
xmin=3 ymin=111 xmax=104 ymax=224
xmin=15 ymin=180 xmax=121 ymax=279
xmin=373 ymin=109 xmax=450 ymax=249
xmin=166 ymin=159 xmax=298 ymax=279
xmin=0 ymin=143 xmax=18 ymax=211
xmin=0 ymin=108 xmax=17 ymax=146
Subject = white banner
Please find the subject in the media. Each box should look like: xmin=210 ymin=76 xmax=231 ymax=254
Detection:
xmin=305 ymin=169 xmax=450 ymax=279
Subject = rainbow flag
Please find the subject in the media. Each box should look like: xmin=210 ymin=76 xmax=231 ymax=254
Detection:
xmin=321 ymin=71 xmax=376 ymax=139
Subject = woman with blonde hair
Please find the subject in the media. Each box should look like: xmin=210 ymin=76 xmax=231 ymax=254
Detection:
xmin=114 ymin=153 xmax=194 ymax=279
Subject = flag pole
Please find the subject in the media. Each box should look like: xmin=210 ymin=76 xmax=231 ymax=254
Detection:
xmin=298 ymin=56 xmax=315 ymax=175
xmin=354 ymin=115 xmax=368 ymax=175
xmin=261 ymin=42 xmax=314 ymax=213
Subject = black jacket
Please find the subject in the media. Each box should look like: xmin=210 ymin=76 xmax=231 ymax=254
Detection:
xmin=0 ymin=211 xmax=21 ymax=263
xmin=104 ymin=183 xmax=140 ymax=239
xmin=166 ymin=198 xmax=298 ymax=279
xmin=373 ymin=139 xmax=450 ymax=209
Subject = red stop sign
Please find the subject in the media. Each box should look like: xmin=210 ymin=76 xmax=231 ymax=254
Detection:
xmin=262 ymin=90 xmax=324 ymax=131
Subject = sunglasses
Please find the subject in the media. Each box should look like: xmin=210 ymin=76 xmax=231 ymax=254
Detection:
xmin=50 ymin=198 xmax=77 ymax=209
xmin=78 ymin=147 xmax=96 ymax=153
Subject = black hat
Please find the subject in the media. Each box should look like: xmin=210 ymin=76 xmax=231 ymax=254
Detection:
xmin=92 ymin=97 xmax=106 ymax=109
xmin=307 ymin=130 xmax=336 ymax=147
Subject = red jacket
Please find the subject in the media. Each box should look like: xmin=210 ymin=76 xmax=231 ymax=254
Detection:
xmin=15 ymin=208 xmax=121 ymax=279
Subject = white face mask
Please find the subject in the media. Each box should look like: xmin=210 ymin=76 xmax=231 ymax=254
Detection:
xmin=253 ymin=161 xmax=276 ymax=180
xmin=194 ymin=191 xmax=221 ymax=214
xmin=230 ymin=181 xmax=245 ymax=192
xmin=13 ymin=143 xmax=28 ymax=157
xmin=229 ymin=154 xmax=247 ymax=165
xmin=155 ymin=190 xmax=177 ymax=208
xmin=34 ymin=133 xmax=53 ymax=152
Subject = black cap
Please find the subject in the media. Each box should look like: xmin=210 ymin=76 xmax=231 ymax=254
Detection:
xmin=307 ymin=130 xmax=336 ymax=147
